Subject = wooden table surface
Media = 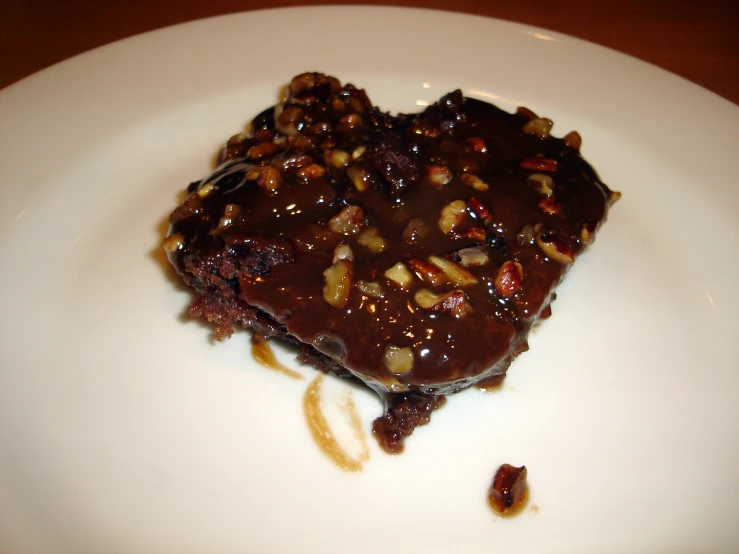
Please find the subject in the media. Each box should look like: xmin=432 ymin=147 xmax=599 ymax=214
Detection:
xmin=1 ymin=0 xmax=737 ymax=105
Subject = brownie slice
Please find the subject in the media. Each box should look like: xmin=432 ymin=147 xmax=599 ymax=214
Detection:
xmin=163 ymin=73 xmax=618 ymax=452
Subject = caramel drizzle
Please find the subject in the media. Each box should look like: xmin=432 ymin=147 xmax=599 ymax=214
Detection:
xmin=251 ymin=340 xmax=304 ymax=380
xmin=303 ymin=375 xmax=370 ymax=472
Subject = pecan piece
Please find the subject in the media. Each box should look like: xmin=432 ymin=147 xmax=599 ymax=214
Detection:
xmin=328 ymin=205 xmax=364 ymax=235
xmin=247 ymin=142 xmax=280 ymax=160
xmin=522 ymin=117 xmax=553 ymax=138
xmin=332 ymin=243 xmax=354 ymax=263
xmin=457 ymin=246 xmax=490 ymax=268
xmin=494 ymin=261 xmax=524 ymax=298
xmin=563 ymin=131 xmax=582 ymax=151
xmin=439 ymin=200 xmax=467 ymax=234
xmin=464 ymin=137 xmax=488 ymax=153
xmin=527 ymin=173 xmax=554 ymax=196
xmin=520 ymin=157 xmax=558 ymax=172
xmin=162 ymin=233 xmax=185 ymax=253
xmin=461 ymin=173 xmax=489 ymax=191
xmin=488 ymin=464 xmax=528 ymax=516
xmin=384 ymin=262 xmax=414 ymax=290
xmin=322 ymin=259 xmax=353 ymax=308
xmin=427 ymin=256 xmax=478 ymax=286
xmin=357 ymin=227 xmax=387 ymax=254
xmin=408 ymin=258 xmax=447 ymax=287
xmin=384 ymin=345 xmax=415 ymax=375
xmin=356 ymin=280 xmax=385 ymax=298
xmin=257 ymin=167 xmax=282 ymax=192
xmin=450 ymin=227 xmax=487 ymax=242
xmin=468 ymin=197 xmax=493 ymax=225
xmin=424 ymin=165 xmax=453 ymax=188
xmin=538 ymin=197 xmax=562 ymax=215
xmin=414 ymin=289 xmax=473 ymax=318
xmin=536 ymin=231 xmax=574 ymax=264
xmin=296 ymin=163 xmax=327 ymax=181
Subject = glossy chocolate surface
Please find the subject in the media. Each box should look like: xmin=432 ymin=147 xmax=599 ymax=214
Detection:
xmin=166 ymin=73 xmax=614 ymax=396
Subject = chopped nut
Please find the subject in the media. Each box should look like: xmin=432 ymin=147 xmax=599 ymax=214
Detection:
xmin=378 ymin=376 xmax=408 ymax=394
xmin=527 ymin=173 xmax=554 ymax=196
xmin=457 ymin=246 xmax=490 ymax=267
xmin=289 ymin=134 xmax=315 ymax=151
xmin=608 ymin=190 xmax=622 ymax=206
xmin=450 ymin=227 xmax=487 ymax=242
xmin=322 ymin=259 xmax=353 ymax=308
xmin=325 ymin=149 xmax=351 ymax=168
xmin=580 ymin=224 xmax=596 ymax=244
xmin=409 ymin=258 xmax=447 ymax=287
xmin=521 ymin=157 xmax=558 ymax=172
xmin=346 ymin=165 xmax=371 ymax=191
xmin=356 ymin=280 xmax=385 ymax=298
xmin=271 ymin=153 xmax=313 ymax=174
xmin=384 ymin=262 xmax=414 ymax=290
xmin=321 ymin=136 xmax=337 ymax=151
xmin=289 ymin=72 xmax=316 ymax=94
xmin=516 ymin=223 xmax=541 ymax=246
xmin=226 ymin=132 xmax=248 ymax=147
xmin=196 ymin=183 xmax=216 ymax=198
xmin=516 ymin=106 xmax=538 ymax=120
xmin=357 ymin=227 xmax=387 ymax=254
xmin=538 ymin=196 xmax=562 ymax=215
xmin=347 ymin=96 xmax=366 ymax=114
xmin=352 ymin=145 xmax=367 ymax=161
xmin=213 ymin=204 xmax=241 ymax=234
xmin=563 ymin=131 xmax=582 ymax=150
xmin=275 ymin=105 xmax=304 ymax=136
xmin=257 ymin=167 xmax=282 ymax=192
xmin=331 ymin=96 xmax=347 ymax=112
xmin=162 ymin=233 xmax=185 ymax=253
xmin=489 ymin=464 xmax=528 ymax=515
xmin=403 ymin=217 xmax=429 ymax=244
xmin=304 ymin=121 xmax=332 ymax=136
xmin=338 ymin=113 xmax=362 ymax=131
xmin=414 ymin=288 xmax=473 ymax=317
xmin=536 ymin=231 xmax=574 ymax=264
xmin=247 ymin=142 xmax=280 ymax=160
xmin=333 ymin=243 xmax=354 ymax=263
xmin=424 ymin=165 xmax=453 ymax=188
xmin=328 ymin=205 xmax=364 ymax=235
xmin=296 ymin=163 xmax=327 ymax=181
xmin=464 ymin=137 xmax=488 ymax=153
xmin=523 ymin=117 xmax=553 ymax=138
xmin=461 ymin=173 xmax=489 ymax=191
xmin=245 ymin=169 xmax=261 ymax=181
xmin=427 ymin=256 xmax=478 ymax=286
xmin=170 ymin=192 xmax=203 ymax=224
xmin=495 ymin=261 xmax=524 ymax=297
xmin=384 ymin=345 xmax=415 ymax=375
xmin=252 ymin=128 xmax=275 ymax=143
xmin=467 ymin=197 xmax=493 ymax=224
xmin=439 ymin=200 xmax=467 ymax=234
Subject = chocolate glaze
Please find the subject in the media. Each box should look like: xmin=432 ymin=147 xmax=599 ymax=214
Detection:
xmin=165 ymin=73 xmax=615 ymax=451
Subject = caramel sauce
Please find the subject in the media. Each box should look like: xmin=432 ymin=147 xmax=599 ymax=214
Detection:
xmin=303 ymin=375 xmax=370 ymax=472
xmin=531 ymin=504 xmax=540 ymax=513
xmin=339 ymin=392 xmax=370 ymax=461
xmin=251 ymin=340 xmax=304 ymax=380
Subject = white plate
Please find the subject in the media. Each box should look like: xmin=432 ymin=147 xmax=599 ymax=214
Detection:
xmin=1 ymin=6 xmax=738 ymax=553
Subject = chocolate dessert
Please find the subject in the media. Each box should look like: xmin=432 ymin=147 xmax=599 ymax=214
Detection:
xmin=163 ymin=73 xmax=618 ymax=452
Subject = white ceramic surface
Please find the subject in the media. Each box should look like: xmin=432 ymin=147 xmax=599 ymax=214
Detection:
xmin=1 ymin=6 xmax=738 ymax=553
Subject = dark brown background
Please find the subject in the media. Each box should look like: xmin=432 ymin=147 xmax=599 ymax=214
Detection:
xmin=1 ymin=0 xmax=737 ymax=104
